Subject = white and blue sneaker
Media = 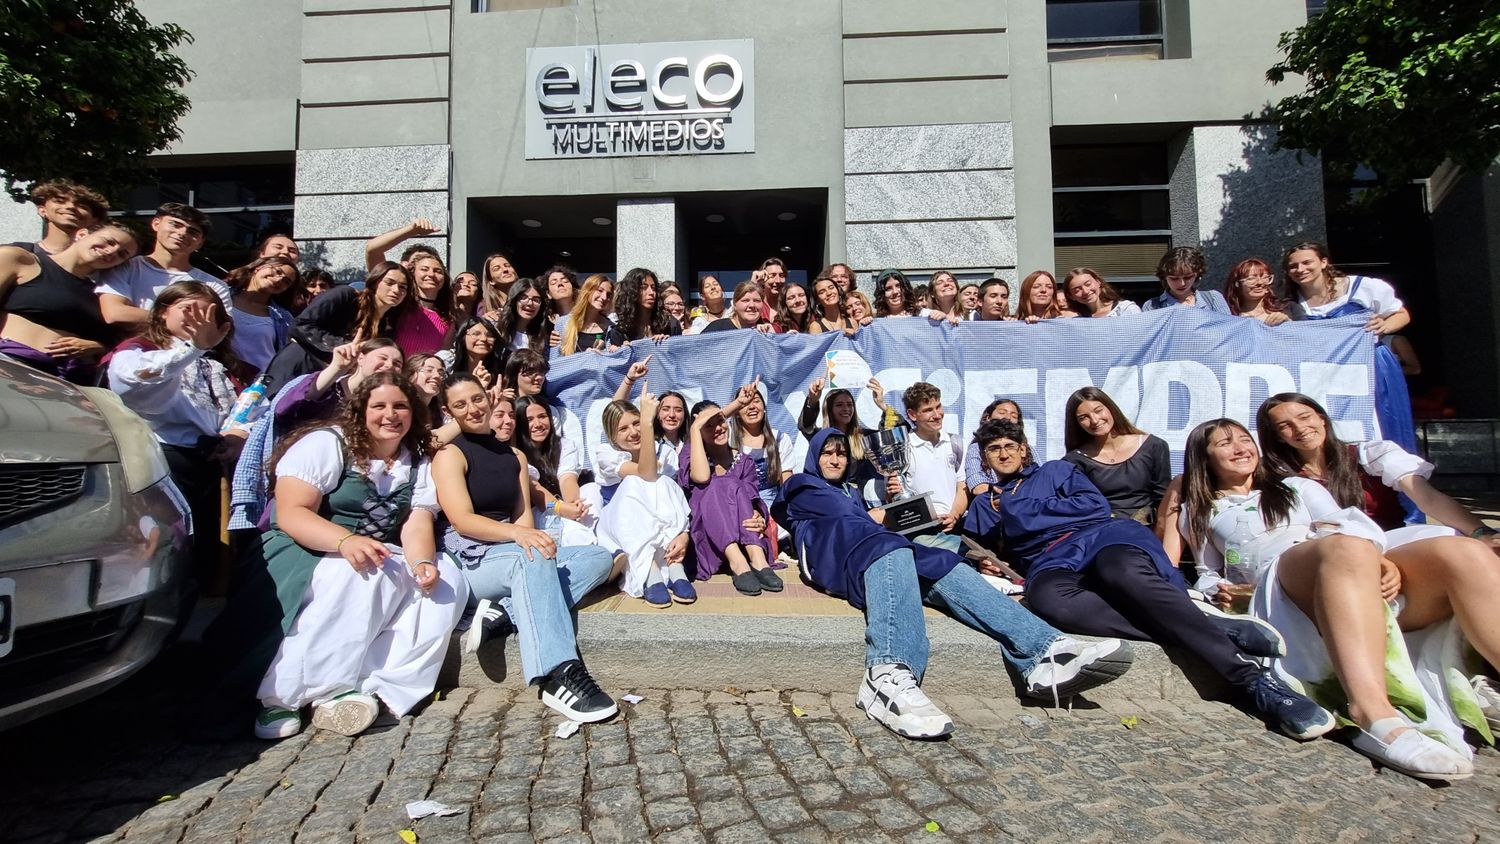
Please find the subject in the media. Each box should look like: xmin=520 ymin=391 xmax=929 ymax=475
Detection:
xmin=1023 ymin=637 xmax=1134 ymax=704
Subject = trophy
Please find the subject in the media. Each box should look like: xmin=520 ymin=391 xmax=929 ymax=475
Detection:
xmin=863 ymin=427 xmax=940 ymax=536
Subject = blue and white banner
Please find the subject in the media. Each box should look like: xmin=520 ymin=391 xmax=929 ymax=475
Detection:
xmin=544 ymin=309 xmax=1378 ymax=474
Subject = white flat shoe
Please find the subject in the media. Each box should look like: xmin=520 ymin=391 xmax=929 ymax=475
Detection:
xmin=1349 ymin=717 xmax=1473 ymax=782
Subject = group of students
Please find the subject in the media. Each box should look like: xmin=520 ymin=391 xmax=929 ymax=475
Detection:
xmin=3 ymin=181 xmax=1486 ymax=784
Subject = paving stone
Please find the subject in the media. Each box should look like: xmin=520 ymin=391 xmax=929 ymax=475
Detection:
xmin=585 ymin=785 xmax=644 ymax=818
xmin=645 ymin=797 xmax=699 ymax=832
xmin=813 ymin=809 xmax=875 ymax=832
xmin=641 ymin=770 xmax=689 ymax=801
xmin=697 ymin=795 xmax=755 ymax=830
xmin=529 ymin=805 xmax=583 ymax=839
xmin=752 ymin=797 xmax=815 ymax=832
xmin=713 ymin=820 xmax=773 ymax=844
xmin=831 ymin=765 xmax=891 ymax=798
xmin=587 ymin=813 xmax=653 ymax=843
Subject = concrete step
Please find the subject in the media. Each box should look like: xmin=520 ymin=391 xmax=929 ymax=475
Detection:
xmin=439 ymin=608 xmax=1233 ymax=703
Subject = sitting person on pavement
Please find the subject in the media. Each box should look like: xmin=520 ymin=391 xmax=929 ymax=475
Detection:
xmin=432 ymin=374 xmax=618 ymax=723
xmin=774 ymin=428 xmax=1134 ymax=739
xmin=964 ymin=419 xmax=1331 ymax=742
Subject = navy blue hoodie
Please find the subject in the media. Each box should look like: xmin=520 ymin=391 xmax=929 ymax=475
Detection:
xmin=773 ymin=428 xmax=960 ymax=610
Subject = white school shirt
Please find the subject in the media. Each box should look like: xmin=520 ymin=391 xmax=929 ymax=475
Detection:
xmin=1353 ymin=439 xmax=1432 ymax=488
xmin=275 ymin=428 xmax=439 ymax=514
xmin=901 ymin=430 xmax=964 ymax=515
xmin=94 ymin=256 xmax=232 ymax=310
xmin=1299 ymin=275 xmax=1403 ymax=318
xmin=107 ymin=338 xmax=236 ymax=447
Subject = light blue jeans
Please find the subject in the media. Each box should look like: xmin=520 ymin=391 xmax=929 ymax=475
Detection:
xmin=863 ymin=549 xmax=1060 ymax=680
xmin=458 ymin=543 xmax=613 ymax=684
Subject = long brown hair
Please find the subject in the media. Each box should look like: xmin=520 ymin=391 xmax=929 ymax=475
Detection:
xmin=1255 ymin=393 xmax=1362 ymax=509
xmin=728 ymin=390 xmax=782 ymax=481
xmin=1062 ymin=267 xmax=1124 ymax=316
xmin=143 ymin=281 xmax=239 ymax=373
xmin=1180 ymin=418 xmax=1297 ymax=551
xmin=1063 ymin=386 xmax=1145 ymax=451
xmin=272 ymin=371 xmax=434 ymax=485
xmin=1281 ymin=240 xmax=1345 ymax=302
xmin=225 ymin=255 xmax=300 ymax=294
xmin=358 ymin=262 xmax=416 ymax=340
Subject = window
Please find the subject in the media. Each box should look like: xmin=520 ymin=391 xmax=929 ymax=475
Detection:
xmin=1306 ymin=0 xmax=1328 ymax=16
xmin=1047 ymin=0 xmax=1164 ymax=61
xmin=1051 ymin=144 xmax=1171 ymax=295
xmin=118 ymin=164 xmax=294 ymax=276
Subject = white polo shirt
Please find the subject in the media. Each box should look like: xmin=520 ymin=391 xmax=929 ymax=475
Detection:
xmin=901 ymin=430 xmax=963 ymax=515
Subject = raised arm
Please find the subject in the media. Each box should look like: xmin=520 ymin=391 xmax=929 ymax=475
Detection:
xmin=365 ymin=218 xmax=439 ymax=272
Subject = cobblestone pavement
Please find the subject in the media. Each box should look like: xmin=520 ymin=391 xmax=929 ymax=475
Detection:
xmin=4 ymin=650 xmax=1499 ymax=844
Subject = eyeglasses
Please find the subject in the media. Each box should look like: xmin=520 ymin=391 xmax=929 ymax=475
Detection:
xmin=983 ymin=442 xmax=1023 ymax=456
xmin=1239 ymin=275 xmax=1273 ymax=286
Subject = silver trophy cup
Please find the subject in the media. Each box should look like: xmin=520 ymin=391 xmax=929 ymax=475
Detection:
xmin=862 ymin=427 xmax=939 ymax=534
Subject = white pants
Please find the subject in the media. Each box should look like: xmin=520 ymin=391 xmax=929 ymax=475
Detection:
xmin=257 ymin=547 xmax=467 ymax=716
xmin=595 ymin=475 xmax=691 ymax=597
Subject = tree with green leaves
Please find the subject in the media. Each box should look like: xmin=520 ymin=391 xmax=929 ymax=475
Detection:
xmin=0 ymin=0 xmax=193 ymax=204
xmin=1267 ymin=0 xmax=1500 ymax=196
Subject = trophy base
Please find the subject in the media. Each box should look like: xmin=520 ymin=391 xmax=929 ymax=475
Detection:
xmin=872 ymin=493 xmax=941 ymax=537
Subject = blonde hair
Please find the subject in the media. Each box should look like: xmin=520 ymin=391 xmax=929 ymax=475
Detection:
xmin=559 ymin=274 xmax=613 ymax=355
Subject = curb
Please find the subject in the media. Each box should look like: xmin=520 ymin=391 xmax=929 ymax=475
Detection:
xmin=439 ymin=611 xmax=1233 ymax=702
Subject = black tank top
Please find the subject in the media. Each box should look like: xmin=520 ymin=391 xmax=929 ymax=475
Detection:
xmin=4 ymin=251 xmax=112 ymax=341
xmin=452 ymin=431 xmax=523 ymax=523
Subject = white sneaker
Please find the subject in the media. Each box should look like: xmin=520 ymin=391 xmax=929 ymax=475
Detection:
xmin=310 ymin=691 xmax=380 ymax=737
xmin=1349 ymin=717 xmax=1473 ymax=782
xmin=856 ymin=663 xmax=954 ymax=740
xmin=253 ymin=706 xmax=302 ymax=740
xmin=1023 ymin=637 xmax=1134 ymax=705
xmin=1472 ymin=676 xmax=1500 ymax=732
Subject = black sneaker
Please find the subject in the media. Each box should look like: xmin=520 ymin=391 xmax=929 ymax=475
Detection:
xmin=539 ymin=660 xmax=619 ymax=723
xmin=1194 ymin=598 xmax=1285 ymax=658
xmin=1245 ymin=668 xmax=1336 ymax=740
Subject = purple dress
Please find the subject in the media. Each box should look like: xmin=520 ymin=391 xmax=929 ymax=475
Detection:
xmin=678 ymin=445 xmax=771 ymax=581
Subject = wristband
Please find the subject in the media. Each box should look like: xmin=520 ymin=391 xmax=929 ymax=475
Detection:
xmin=546 ymin=500 xmax=558 ymax=514
xmin=335 ymin=532 xmax=357 ymax=553
xmin=409 ymin=558 xmax=435 ymax=568
xmin=1472 ymin=526 xmax=1498 ymax=539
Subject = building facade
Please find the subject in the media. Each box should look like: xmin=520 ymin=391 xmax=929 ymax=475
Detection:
xmin=2 ymin=0 xmax=1330 ymax=300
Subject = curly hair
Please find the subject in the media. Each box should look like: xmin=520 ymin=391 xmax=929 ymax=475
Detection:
xmin=874 ymin=270 xmax=915 ymax=317
xmin=973 ymin=418 xmax=1033 ymax=473
xmin=271 ymin=371 xmax=433 ymax=486
xmin=30 ymin=179 xmax=110 ymax=219
xmin=614 ymin=267 xmax=673 ymax=339
xmin=1155 ymin=246 xmax=1208 ymax=288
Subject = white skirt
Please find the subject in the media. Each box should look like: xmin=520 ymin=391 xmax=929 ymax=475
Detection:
xmin=258 ymin=547 xmax=467 ymax=716
xmin=594 ymin=475 xmax=691 ymax=597
xmin=1252 ymin=548 xmax=1484 ymax=759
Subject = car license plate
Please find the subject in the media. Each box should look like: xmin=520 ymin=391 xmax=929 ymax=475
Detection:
xmin=0 ymin=578 xmax=13 ymax=659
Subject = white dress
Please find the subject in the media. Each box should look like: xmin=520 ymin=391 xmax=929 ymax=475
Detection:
xmin=1191 ymin=477 xmax=1488 ymax=757
xmin=591 ymin=442 xmax=691 ymax=597
xmin=527 ymin=435 xmax=599 ymax=547
xmin=1349 ymin=439 xmax=1456 ymax=548
xmin=257 ymin=430 xmax=467 ymax=716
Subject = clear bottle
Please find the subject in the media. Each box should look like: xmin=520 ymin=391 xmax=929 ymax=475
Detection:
xmin=1221 ymin=512 xmax=1258 ymax=582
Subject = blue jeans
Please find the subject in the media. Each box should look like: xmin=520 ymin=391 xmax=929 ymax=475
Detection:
xmin=458 ymin=543 xmax=613 ymax=684
xmin=863 ymin=549 xmax=1059 ymax=680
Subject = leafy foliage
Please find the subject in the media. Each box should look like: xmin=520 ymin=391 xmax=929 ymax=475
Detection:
xmin=0 ymin=0 xmax=192 ymax=204
xmin=1267 ymin=0 xmax=1500 ymax=195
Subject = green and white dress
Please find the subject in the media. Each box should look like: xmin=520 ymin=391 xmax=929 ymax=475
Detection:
xmin=256 ymin=428 xmax=467 ymax=716
xmin=1191 ymin=476 xmax=1493 ymax=759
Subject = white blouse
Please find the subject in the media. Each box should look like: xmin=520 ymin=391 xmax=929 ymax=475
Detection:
xmin=1299 ymin=275 xmax=1403 ymax=318
xmin=276 ymin=428 xmax=439 ymax=513
xmin=1188 ymin=476 xmax=1384 ymax=591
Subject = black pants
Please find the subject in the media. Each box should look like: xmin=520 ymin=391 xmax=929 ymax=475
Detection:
xmin=1027 ymin=544 xmax=1259 ymax=688
xmin=162 ymin=440 xmax=225 ymax=585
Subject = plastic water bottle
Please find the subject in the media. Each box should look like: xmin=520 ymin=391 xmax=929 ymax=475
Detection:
xmin=220 ymin=374 xmax=269 ymax=434
xmin=1222 ymin=513 xmax=1258 ymax=580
